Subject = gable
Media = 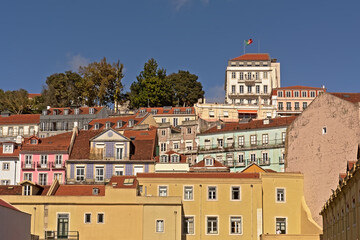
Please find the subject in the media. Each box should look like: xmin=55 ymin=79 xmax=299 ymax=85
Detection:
xmin=241 ymin=163 xmax=266 ymax=173
xmin=90 ymin=129 xmax=130 ymax=142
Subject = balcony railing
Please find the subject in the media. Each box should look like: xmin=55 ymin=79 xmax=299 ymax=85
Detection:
xmin=22 ymin=162 xmax=36 ymax=170
xmin=51 ymin=161 xmax=66 ymax=169
xmin=37 ymin=162 xmax=51 ymax=169
xmin=45 ymin=231 xmax=79 ymax=240
xmin=199 ymin=139 xmax=285 ymax=153
xmin=219 ymin=158 xmax=271 ymax=167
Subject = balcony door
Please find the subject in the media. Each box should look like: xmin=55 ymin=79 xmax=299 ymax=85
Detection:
xmin=57 ymin=214 xmax=69 ymax=239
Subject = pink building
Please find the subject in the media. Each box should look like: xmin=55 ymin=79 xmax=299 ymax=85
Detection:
xmin=20 ymin=131 xmax=74 ymax=185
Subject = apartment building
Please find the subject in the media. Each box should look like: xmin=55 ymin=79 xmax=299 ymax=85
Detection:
xmin=285 ymin=92 xmax=360 ymax=226
xmin=197 ymin=116 xmax=296 ymax=172
xmin=139 ymin=107 xmax=196 ymax=126
xmin=271 ymin=86 xmax=326 ymax=116
xmin=0 ymin=112 xmax=39 ymax=140
xmin=0 ymin=142 xmax=21 ymax=185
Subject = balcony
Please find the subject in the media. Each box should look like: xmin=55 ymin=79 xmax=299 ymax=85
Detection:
xmin=228 ymin=91 xmax=270 ymax=98
xmin=45 ymin=231 xmax=79 ymax=240
xmin=51 ymin=161 xmax=66 ymax=169
xmin=37 ymin=162 xmax=51 ymax=170
xmin=22 ymin=162 xmax=36 ymax=170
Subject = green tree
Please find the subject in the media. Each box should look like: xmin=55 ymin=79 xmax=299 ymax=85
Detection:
xmin=0 ymin=89 xmax=30 ymax=114
xmin=129 ymin=58 xmax=172 ymax=108
xmin=166 ymin=70 xmax=204 ymax=106
xmin=79 ymin=57 xmax=124 ymax=107
xmin=41 ymin=71 xmax=82 ymax=107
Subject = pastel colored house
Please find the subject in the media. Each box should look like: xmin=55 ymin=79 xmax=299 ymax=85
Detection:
xmin=0 ymin=142 xmax=21 ymax=185
xmin=139 ymin=107 xmax=196 ymax=126
xmin=20 ymin=131 xmax=74 ymax=185
xmin=0 ymin=112 xmax=40 ymax=140
xmin=154 ymin=151 xmax=190 ymax=172
xmin=197 ymin=116 xmax=296 ymax=172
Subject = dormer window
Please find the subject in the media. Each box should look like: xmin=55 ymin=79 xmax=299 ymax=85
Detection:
xmin=160 ymin=155 xmax=168 ymax=163
xmin=205 ymin=158 xmax=214 ymax=166
xmin=53 ymin=109 xmax=58 ymax=115
xmin=3 ymin=144 xmax=14 ymax=153
xmin=75 ymin=108 xmax=80 ymax=115
xmin=64 ymin=109 xmax=69 ymax=115
xmin=83 ymin=124 xmax=88 ymax=130
xmin=151 ymin=109 xmax=158 ymax=115
xmin=94 ymin=123 xmax=100 ymax=130
xmin=89 ymin=108 xmax=95 ymax=114
xmin=140 ymin=109 xmax=146 ymax=113
xmin=186 ymin=108 xmax=192 ymax=114
xmin=30 ymin=139 xmax=37 ymax=144
xmin=171 ymin=155 xmax=179 ymax=163
xmin=128 ymin=120 xmax=134 ymax=127
xmin=174 ymin=109 xmax=180 ymax=114
xmin=117 ymin=121 xmax=123 ymax=128
xmin=24 ymin=185 xmax=31 ymax=196
xmin=105 ymin=122 xmax=111 ymax=129
xmin=42 ymin=110 xmax=47 ymax=116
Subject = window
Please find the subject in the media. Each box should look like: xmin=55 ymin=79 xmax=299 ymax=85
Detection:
xmin=24 ymin=173 xmax=32 ymax=181
xmin=187 ymin=127 xmax=192 ymax=134
xmin=85 ymin=213 xmax=91 ymax=223
xmin=64 ymin=109 xmax=69 ymax=115
xmin=53 ymin=109 xmax=57 ymax=115
xmin=114 ymin=166 xmax=124 ymax=176
xmin=205 ymin=158 xmax=214 ymax=166
xmin=1 ymin=180 xmax=10 ymax=185
xmin=76 ymin=166 xmax=85 ymax=181
xmin=276 ymin=188 xmax=285 ymax=202
xmin=151 ymin=109 xmax=158 ymax=115
xmin=2 ymin=162 xmax=9 ymax=170
xmin=239 ymin=85 xmax=244 ymax=93
xmin=183 ymin=216 xmax=194 ymax=234
xmin=29 ymin=127 xmax=35 ymax=135
xmin=294 ymin=102 xmax=300 ymax=110
xmin=282 ymin=132 xmax=286 ymax=143
xmin=25 ymin=155 xmax=32 ymax=167
xmin=231 ymin=186 xmax=240 ymax=200
xmin=238 ymin=154 xmax=244 ymax=164
xmin=322 ymin=127 xmax=327 ymax=135
xmin=247 ymin=86 xmax=252 ymax=93
xmin=171 ymin=155 xmax=179 ymax=163
xmin=303 ymin=102 xmax=308 ymax=110
xmin=250 ymin=135 xmax=257 ymax=145
xmin=184 ymin=186 xmax=193 ymax=200
xmin=115 ymin=146 xmax=123 ymax=160
xmin=89 ymin=108 xmax=95 ymax=114
xmin=263 ymin=85 xmax=268 ymax=93
xmin=208 ymin=186 xmax=217 ymax=200
xmin=19 ymin=127 xmax=24 ymax=135
xmin=39 ymin=173 xmax=47 ymax=185
xmin=185 ymin=117 xmax=190 ymax=121
xmin=286 ymin=102 xmax=291 ymax=110
xmin=250 ymin=154 xmax=256 ymax=163
xmin=159 ymin=186 xmax=167 ymax=197
xmin=55 ymin=155 xmax=62 ymax=167
xmin=286 ymin=91 xmax=291 ymax=97
xmin=238 ymin=136 xmax=245 ymax=147
xmin=105 ymin=122 xmax=111 ymax=129
xmin=302 ymin=91 xmax=307 ymax=97
xmin=240 ymin=72 xmax=244 ymax=80
xmin=231 ymin=85 xmax=235 ymax=93
xmin=262 ymin=134 xmax=269 ymax=145
xmin=161 ymin=130 xmax=166 ymax=136
xmin=223 ymin=111 xmax=228 ymax=118
xmin=310 ymin=91 xmax=315 ymax=97
xmin=173 ymin=142 xmax=179 ymax=150
xmin=160 ymin=143 xmax=166 ymax=152
xmin=294 ymin=91 xmax=299 ymax=97
xmin=40 ymin=155 xmax=48 ymax=167
xmin=54 ymin=173 xmax=62 ymax=182
xmin=247 ymin=72 xmax=251 ymax=80
xmin=95 ymin=167 xmax=104 ymax=182
xmin=173 ymin=118 xmax=178 ymax=126
xmin=156 ymin=220 xmax=164 ymax=233
xmin=117 ymin=121 xmax=123 ymax=128
xmin=231 ymin=72 xmax=236 ymax=79
xmin=263 ymin=71 xmax=268 ymax=78
xmin=209 ymin=111 xmax=214 ymax=118
xmin=217 ymin=139 xmax=223 ymax=147
xmin=277 ymin=91 xmax=283 ymax=97
xmin=160 ymin=155 xmax=168 ymax=163
xmin=8 ymin=127 xmax=14 ymax=136
xmin=207 ymin=216 xmax=218 ymax=234
xmin=161 ymin=118 xmax=166 ymax=123
xmin=94 ymin=123 xmax=99 ymax=130
xmin=185 ymin=141 xmax=192 ymax=150
xmin=276 ymin=218 xmax=286 ymax=234
xmin=186 ymin=108 xmax=192 ymax=114
xmin=97 ymin=213 xmax=104 ymax=224
xmin=278 ymin=102 xmax=283 ymax=110
xmin=255 ymin=72 xmax=259 ymax=80
xmin=74 ymin=108 xmax=80 ymax=115
xmin=230 ymin=216 xmax=242 ymax=234
xmin=24 ymin=185 xmax=31 ymax=195
xmin=128 ymin=120 xmax=134 ymax=127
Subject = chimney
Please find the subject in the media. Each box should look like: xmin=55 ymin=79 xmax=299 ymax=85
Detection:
xmin=321 ymin=85 xmax=326 ymax=89
xmin=1 ymin=111 xmax=10 ymax=117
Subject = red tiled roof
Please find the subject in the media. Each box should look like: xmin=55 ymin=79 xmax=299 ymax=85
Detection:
xmin=45 ymin=107 xmax=104 ymax=116
xmin=274 ymin=85 xmax=325 ymax=90
xmin=69 ymin=130 xmax=103 ymax=160
xmin=108 ymin=176 xmax=138 ymax=189
xmin=200 ymin=116 xmax=297 ymax=135
xmin=0 ymin=143 xmax=20 ymax=157
xmin=54 ymin=185 xmax=105 ymax=196
xmin=329 ymin=93 xmax=360 ymax=104
xmin=28 ymin=93 xmax=41 ymax=98
xmin=347 ymin=161 xmax=357 ymax=171
xmin=21 ymin=131 xmax=73 ymax=152
xmin=231 ymin=53 xmax=270 ymax=61
xmin=191 ymin=159 xmax=227 ymax=168
xmin=0 ymin=186 xmax=22 ymax=195
xmin=137 ymin=172 xmax=260 ymax=179
xmin=154 ymin=151 xmax=187 ymax=163
xmin=124 ymin=127 xmax=157 ymax=160
xmin=139 ymin=107 xmax=195 ymax=115
xmin=0 ymin=114 xmax=40 ymax=125
xmin=0 ymin=198 xmax=22 ymax=212
xmin=88 ymin=114 xmax=147 ymax=130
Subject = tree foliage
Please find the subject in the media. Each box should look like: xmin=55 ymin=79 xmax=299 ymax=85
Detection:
xmin=129 ymin=58 xmax=172 ymax=108
xmin=41 ymin=71 xmax=82 ymax=108
xmin=166 ymin=70 xmax=204 ymax=106
xmin=0 ymin=89 xmax=30 ymax=114
xmin=79 ymin=57 xmax=124 ymax=107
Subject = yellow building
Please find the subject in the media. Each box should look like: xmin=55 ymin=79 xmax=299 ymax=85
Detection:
xmin=137 ymin=168 xmax=322 ymax=240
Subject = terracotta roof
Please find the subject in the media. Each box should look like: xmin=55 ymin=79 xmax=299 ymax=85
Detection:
xmin=21 ymin=131 xmax=73 ymax=152
xmin=108 ymin=176 xmax=138 ymax=189
xmin=329 ymin=92 xmax=360 ymax=104
xmin=139 ymin=107 xmax=195 ymax=115
xmin=137 ymin=172 xmax=260 ymax=179
xmin=0 ymin=114 xmax=40 ymax=125
xmin=0 ymin=198 xmax=22 ymax=212
xmin=0 ymin=143 xmax=20 ymax=157
xmin=88 ymin=114 xmax=147 ymax=130
xmin=123 ymin=127 xmax=157 ymax=161
xmin=28 ymin=93 xmax=41 ymax=98
xmin=192 ymin=159 xmax=227 ymax=168
xmin=0 ymin=186 xmax=22 ymax=195
xmin=69 ymin=130 xmax=103 ymax=160
xmin=45 ymin=107 xmax=104 ymax=116
xmin=347 ymin=161 xmax=357 ymax=171
xmin=54 ymin=185 xmax=105 ymax=196
xmin=231 ymin=53 xmax=270 ymax=61
xmin=155 ymin=151 xmax=187 ymax=163
xmin=200 ymin=116 xmax=297 ymax=135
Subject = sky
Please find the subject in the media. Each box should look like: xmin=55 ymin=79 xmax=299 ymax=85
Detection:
xmin=1 ymin=0 xmax=359 ymax=103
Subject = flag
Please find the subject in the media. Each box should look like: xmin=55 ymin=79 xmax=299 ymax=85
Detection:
xmin=245 ymin=39 xmax=253 ymax=45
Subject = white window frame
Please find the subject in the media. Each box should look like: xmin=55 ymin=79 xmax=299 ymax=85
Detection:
xmin=275 ymin=217 xmax=287 ymax=234
xmin=231 ymin=186 xmax=241 ymax=201
xmin=2 ymin=162 xmax=10 ymax=171
xmin=38 ymin=173 xmax=47 ymax=185
xmin=114 ymin=165 xmax=124 ymax=176
xmin=183 ymin=216 xmax=195 ymax=235
xmin=24 ymin=185 xmax=31 ymax=195
xmin=156 ymin=219 xmax=165 ymax=233
xmin=115 ymin=145 xmax=124 ymax=160
xmin=55 ymin=155 xmax=63 ymax=167
xmin=208 ymin=186 xmax=217 ymax=201
xmin=230 ymin=216 xmax=243 ymax=235
xmin=276 ymin=188 xmax=286 ymax=203
xmin=238 ymin=136 xmax=245 ymax=147
xmin=205 ymin=158 xmax=214 ymax=166
xmin=95 ymin=166 xmax=104 ymax=182
xmin=160 ymin=143 xmax=166 ymax=152
xmin=206 ymin=216 xmax=218 ymax=235
xmin=158 ymin=186 xmax=168 ymax=197
xmin=76 ymin=166 xmax=85 ymax=182
xmin=184 ymin=186 xmax=194 ymax=201
xmin=24 ymin=173 xmax=32 ymax=181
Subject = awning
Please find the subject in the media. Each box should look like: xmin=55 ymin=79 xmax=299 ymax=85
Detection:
xmin=237 ymin=110 xmax=257 ymax=113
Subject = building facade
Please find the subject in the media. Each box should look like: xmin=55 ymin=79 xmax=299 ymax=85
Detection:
xmin=271 ymin=86 xmax=326 ymax=116
xmin=197 ymin=117 xmax=295 ymax=172
xmin=0 ymin=142 xmax=21 ymax=185
xmin=139 ymin=107 xmax=196 ymax=127
xmin=0 ymin=113 xmax=39 ymax=140
xmin=285 ymin=92 xmax=360 ymax=226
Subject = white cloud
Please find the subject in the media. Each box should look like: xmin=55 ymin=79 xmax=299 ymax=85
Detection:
xmin=67 ymin=54 xmax=90 ymax=71
xmin=173 ymin=0 xmax=209 ymax=11
xmin=205 ymin=84 xmax=225 ymax=103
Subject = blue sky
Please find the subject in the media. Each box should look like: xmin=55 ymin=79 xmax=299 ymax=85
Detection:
xmin=1 ymin=0 xmax=359 ymax=102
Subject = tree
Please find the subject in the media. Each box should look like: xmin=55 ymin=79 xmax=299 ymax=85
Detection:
xmin=166 ymin=70 xmax=204 ymax=106
xmin=129 ymin=58 xmax=172 ymax=108
xmin=79 ymin=57 xmax=124 ymax=107
xmin=0 ymin=89 xmax=30 ymax=114
xmin=41 ymin=71 xmax=82 ymax=108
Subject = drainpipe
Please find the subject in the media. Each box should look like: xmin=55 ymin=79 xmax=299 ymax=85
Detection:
xmin=33 ymin=207 xmax=37 ymax=235
xmin=14 ymin=160 xmax=17 ymax=185
xmin=174 ymin=211 xmax=177 ymax=240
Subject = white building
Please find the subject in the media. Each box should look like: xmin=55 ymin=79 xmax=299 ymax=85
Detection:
xmin=0 ymin=142 xmax=21 ymax=185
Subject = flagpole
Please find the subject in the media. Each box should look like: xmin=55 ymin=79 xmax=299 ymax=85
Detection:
xmin=244 ymin=40 xmax=245 ymax=55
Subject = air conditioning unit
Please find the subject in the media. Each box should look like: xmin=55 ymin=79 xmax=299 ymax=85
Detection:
xmin=45 ymin=231 xmax=55 ymax=239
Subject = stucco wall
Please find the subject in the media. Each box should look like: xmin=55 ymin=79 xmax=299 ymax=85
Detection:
xmin=285 ymin=93 xmax=360 ymax=226
xmin=0 ymin=205 xmax=31 ymax=240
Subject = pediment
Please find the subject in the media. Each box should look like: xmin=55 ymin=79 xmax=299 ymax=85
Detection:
xmin=90 ymin=129 xmax=130 ymax=142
